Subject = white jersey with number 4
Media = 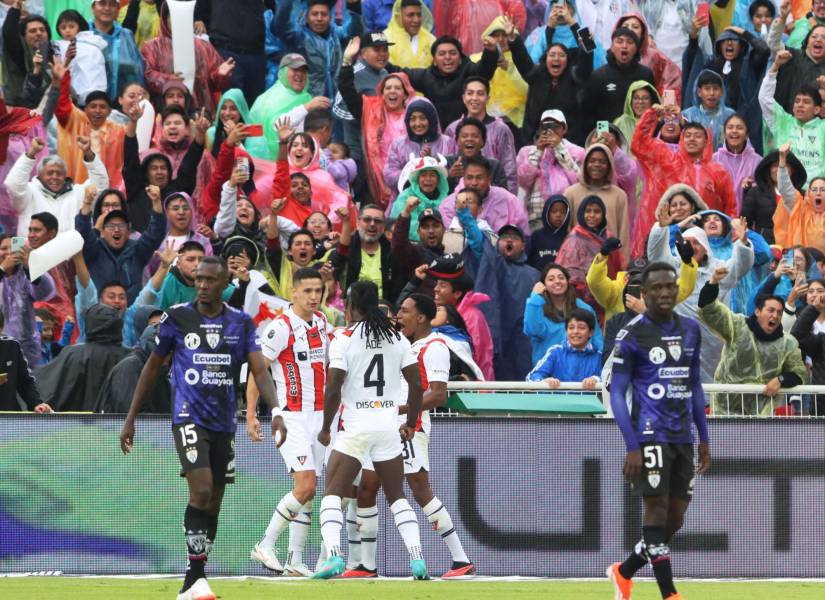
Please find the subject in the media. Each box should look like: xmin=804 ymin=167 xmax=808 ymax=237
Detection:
xmin=397 ymin=332 xmax=450 ymax=435
xmin=328 ymin=322 xmax=417 ymax=434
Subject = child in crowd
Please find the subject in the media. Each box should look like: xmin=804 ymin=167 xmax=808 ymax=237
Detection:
xmin=326 ymin=141 xmax=357 ymax=192
xmin=36 ymin=308 xmax=74 ymax=365
xmin=54 ymin=10 xmax=108 ymax=104
xmin=526 ymin=308 xmax=601 ymax=388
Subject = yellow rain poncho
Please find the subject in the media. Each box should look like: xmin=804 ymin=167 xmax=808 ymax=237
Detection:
xmin=384 ymin=0 xmax=435 ymax=69
xmin=470 ymin=17 xmax=528 ymax=127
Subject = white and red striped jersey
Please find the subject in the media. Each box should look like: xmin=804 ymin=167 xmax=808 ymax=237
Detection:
xmin=397 ymin=332 xmax=450 ymax=434
xmin=329 ymin=322 xmax=417 ymax=433
xmin=260 ymin=308 xmax=331 ymax=412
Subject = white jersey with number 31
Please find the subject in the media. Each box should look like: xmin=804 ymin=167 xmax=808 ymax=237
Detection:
xmin=328 ymin=322 xmax=417 ymax=434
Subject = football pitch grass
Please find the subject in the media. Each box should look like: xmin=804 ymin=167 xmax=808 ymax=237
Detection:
xmin=3 ymin=577 xmax=825 ymax=600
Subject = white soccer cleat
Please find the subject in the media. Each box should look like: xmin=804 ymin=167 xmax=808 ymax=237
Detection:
xmin=284 ymin=562 xmax=314 ymax=577
xmin=250 ymin=543 xmax=284 ymax=573
xmin=175 ymin=578 xmax=216 ymax=600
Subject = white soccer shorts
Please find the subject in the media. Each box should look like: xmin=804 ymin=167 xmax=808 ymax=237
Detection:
xmin=279 ymin=411 xmax=326 ymax=475
xmin=331 ymin=429 xmax=403 ymax=466
xmin=361 ymin=431 xmax=429 ymax=475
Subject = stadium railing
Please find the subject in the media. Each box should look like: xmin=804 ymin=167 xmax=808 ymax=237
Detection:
xmin=443 ymin=382 xmax=825 ymax=418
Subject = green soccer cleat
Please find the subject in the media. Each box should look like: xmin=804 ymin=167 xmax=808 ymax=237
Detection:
xmin=410 ymin=559 xmax=430 ymax=580
xmin=310 ymin=555 xmax=345 ymax=580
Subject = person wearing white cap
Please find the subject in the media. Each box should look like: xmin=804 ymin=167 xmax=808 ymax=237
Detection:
xmin=647 ymin=204 xmax=755 ymax=382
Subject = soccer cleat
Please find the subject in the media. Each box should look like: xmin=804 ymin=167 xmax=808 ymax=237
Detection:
xmin=311 ymin=555 xmax=345 ymax=579
xmin=441 ymin=561 xmax=476 ymax=578
xmin=284 ymin=562 xmax=314 ymax=577
xmin=342 ymin=564 xmax=378 ymax=578
xmin=250 ymin=543 xmax=284 ymax=574
xmin=607 ymin=562 xmax=633 ymax=600
xmin=175 ymin=578 xmax=215 ymax=600
xmin=410 ymin=559 xmax=430 ymax=580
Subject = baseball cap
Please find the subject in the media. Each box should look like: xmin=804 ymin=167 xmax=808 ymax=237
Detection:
xmin=102 ymin=209 xmax=130 ymax=226
xmin=497 ymin=224 xmax=524 ymax=240
xmin=361 ymin=32 xmax=395 ymax=48
xmin=279 ymin=53 xmax=309 ymax=70
xmin=418 ymin=208 xmax=443 ymax=226
xmin=540 ymin=109 xmax=566 ymax=125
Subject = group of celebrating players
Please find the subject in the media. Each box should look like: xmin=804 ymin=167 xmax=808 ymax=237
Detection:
xmin=119 ymin=256 xmax=709 ymax=600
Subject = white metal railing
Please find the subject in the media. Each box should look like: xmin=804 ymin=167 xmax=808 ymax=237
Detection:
xmin=444 ymin=382 xmax=825 ymax=418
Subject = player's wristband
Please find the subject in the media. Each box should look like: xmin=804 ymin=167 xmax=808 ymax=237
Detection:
xmin=271 ymin=407 xmax=283 ymax=419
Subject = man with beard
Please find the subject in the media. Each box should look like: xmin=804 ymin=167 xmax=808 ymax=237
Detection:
xmin=331 ymin=204 xmax=405 ymax=303
xmin=438 ymin=155 xmax=528 ymax=234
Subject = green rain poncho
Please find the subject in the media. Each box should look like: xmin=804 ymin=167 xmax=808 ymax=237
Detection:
xmin=388 ymin=158 xmax=450 ymax=242
xmin=613 ymin=80 xmax=660 ymax=159
xmin=698 ymin=298 xmax=807 ymax=415
xmin=207 ymin=89 xmax=270 ymax=160
xmin=248 ymin=66 xmax=312 ymax=160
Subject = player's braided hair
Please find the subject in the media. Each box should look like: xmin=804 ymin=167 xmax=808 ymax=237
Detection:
xmin=348 ymin=281 xmax=400 ymax=345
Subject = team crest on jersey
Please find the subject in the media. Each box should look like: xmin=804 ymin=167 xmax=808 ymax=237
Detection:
xmin=206 ymin=333 xmax=221 ymax=349
xmin=667 ymin=341 xmax=682 ymax=361
xmin=297 ymin=456 xmax=307 ymax=465
xmin=186 ymin=447 xmax=198 ymax=463
xmin=649 ymin=347 xmax=666 ymax=364
xmin=648 ymin=471 xmax=661 ymax=488
xmin=184 ymin=333 xmax=201 ymax=350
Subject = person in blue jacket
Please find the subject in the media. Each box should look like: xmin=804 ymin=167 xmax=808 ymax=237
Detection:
xmin=526 ymin=307 xmax=601 ymax=387
xmin=88 ymin=0 xmax=144 ymax=100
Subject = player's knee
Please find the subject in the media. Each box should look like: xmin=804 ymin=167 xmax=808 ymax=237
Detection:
xmin=189 ymin=485 xmax=213 ymax=508
xmin=666 ymin=513 xmax=685 ymax=536
xmin=294 ymin=485 xmax=316 ymax=504
xmin=410 ymin=483 xmax=434 ymax=507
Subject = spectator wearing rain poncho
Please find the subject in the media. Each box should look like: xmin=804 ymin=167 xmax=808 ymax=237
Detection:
xmin=384 ymin=0 xmax=436 ymax=68
xmin=88 ymin=0 xmax=144 ymax=101
xmin=468 ymin=16 xmax=529 ymax=128
xmin=647 ymin=215 xmax=755 ymax=382
xmin=613 ymin=80 xmax=661 ymax=158
xmin=747 ymin=245 xmax=820 ymax=315
xmin=432 ymin=0 xmax=526 ymax=56
xmin=697 ymin=274 xmax=807 ymax=415
xmin=785 ymin=177 xmax=825 ymax=251
xmin=207 ymin=89 xmax=270 ymax=160
xmin=524 ymin=0 xmax=607 ymax=70
xmin=248 ymin=53 xmax=314 ymax=160
xmin=681 ymin=70 xmax=737 ymax=151
xmin=712 ymin=114 xmax=763 ymax=212
xmin=389 ymin=156 xmax=449 ymax=241
xmin=614 ymin=13 xmax=682 ymax=102
xmin=637 ymin=0 xmax=714 ymax=66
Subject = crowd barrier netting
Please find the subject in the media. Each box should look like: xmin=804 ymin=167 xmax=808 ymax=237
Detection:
xmin=2 ymin=414 xmax=825 ymax=577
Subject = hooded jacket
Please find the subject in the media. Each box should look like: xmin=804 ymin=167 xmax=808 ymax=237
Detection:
xmin=615 ymin=13 xmax=682 ymax=99
xmin=741 ymin=151 xmax=806 ymax=245
xmin=444 ymin=114 xmax=518 ymax=194
xmin=517 ymin=139 xmax=583 ymax=231
xmin=383 ymin=99 xmax=457 ymax=198
xmin=94 ymin=324 xmax=171 ymax=414
xmin=389 ymin=163 xmax=450 ymax=241
xmin=528 ymin=195 xmax=572 ymax=270
xmin=208 ymin=89 xmax=271 ymax=161
xmin=89 ymin=18 xmax=144 ymax=100
xmin=791 ymin=305 xmax=825 ymax=386
xmin=630 ymin=107 xmax=737 ymax=258
xmin=526 ymin=339 xmax=601 ymax=383
xmin=712 ymin=136 xmax=762 ymax=212
xmin=786 ymin=188 xmax=825 ymax=252
xmin=456 ymin=290 xmax=495 ymax=381
xmin=647 ymin=220 xmax=755 ymax=381
xmin=384 ymin=0 xmax=436 ymax=68
xmin=787 ymin=12 xmax=825 ymax=49
xmin=564 ymin=144 xmax=630 ymax=256
xmin=250 ymin=64 xmax=313 ymax=161
xmin=771 ymin=21 xmax=825 ymax=115
xmin=580 ymin=42 xmax=656 ymax=128
xmin=556 ymin=195 xmax=623 ymax=310
xmin=37 ymin=304 xmax=131 ymax=411
xmin=389 ymin=41 xmax=499 ymax=127
xmin=681 ymin=69 xmax=738 ymax=150
xmin=1 ymin=267 xmax=54 ymax=368
xmin=648 ymin=182 xmax=709 ymax=254
xmin=523 ymin=291 xmax=603 ymax=368
xmin=511 ymin=32 xmax=594 ymax=145
xmin=274 ymin=0 xmax=364 ymax=99
xmin=141 ymin=3 xmax=231 ymax=115
xmin=4 ymin=150 xmax=109 ymax=237
xmin=143 ymin=191 xmax=214 ymax=276
xmin=613 ymin=80 xmax=662 ymax=157
xmin=439 ymin=181 xmax=530 ymax=236
xmin=0 ymin=335 xmax=41 ymax=411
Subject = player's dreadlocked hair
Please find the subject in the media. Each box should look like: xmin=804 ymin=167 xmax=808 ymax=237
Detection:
xmin=348 ymin=281 xmax=400 ymax=345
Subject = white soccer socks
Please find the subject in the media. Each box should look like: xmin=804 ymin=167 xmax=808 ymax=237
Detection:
xmin=422 ymin=497 xmax=469 ymax=564
xmin=344 ymin=498 xmax=362 ymax=569
xmin=390 ymin=499 xmax=423 ymax=560
xmin=357 ymin=505 xmax=379 ymax=570
xmin=261 ymin=492 xmax=303 ymax=549
xmin=287 ymin=500 xmax=313 ymax=566
xmin=319 ymin=495 xmax=344 ymax=556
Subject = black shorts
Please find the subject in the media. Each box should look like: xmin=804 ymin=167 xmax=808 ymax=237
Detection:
xmin=631 ymin=442 xmax=694 ymax=501
xmin=173 ymin=423 xmax=236 ymax=484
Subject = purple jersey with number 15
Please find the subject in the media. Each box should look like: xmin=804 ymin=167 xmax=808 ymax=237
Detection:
xmin=155 ymin=303 xmax=260 ymax=433
xmin=611 ymin=313 xmax=705 ymax=447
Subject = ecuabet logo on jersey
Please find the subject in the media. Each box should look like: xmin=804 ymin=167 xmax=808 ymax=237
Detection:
xmin=648 ymin=347 xmax=666 ymax=364
xmin=186 ymin=447 xmax=198 ymax=463
xmin=185 ymin=333 xmax=201 ymax=350
xmin=206 ymin=333 xmax=221 ymax=349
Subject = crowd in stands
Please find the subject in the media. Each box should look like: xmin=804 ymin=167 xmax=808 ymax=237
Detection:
xmin=0 ymin=0 xmax=824 ymax=416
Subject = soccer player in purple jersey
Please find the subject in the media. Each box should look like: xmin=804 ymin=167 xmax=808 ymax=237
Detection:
xmin=120 ymin=257 xmax=287 ymax=600
xmin=606 ymin=262 xmax=711 ymax=600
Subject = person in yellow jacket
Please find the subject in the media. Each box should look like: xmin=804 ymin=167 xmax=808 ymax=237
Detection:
xmin=586 ymin=238 xmax=699 ymax=321
xmin=384 ymin=0 xmax=435 ymax=69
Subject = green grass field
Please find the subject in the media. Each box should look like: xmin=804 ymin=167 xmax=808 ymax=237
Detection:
xmin=2 ymin=578 xmax=825 ymax=600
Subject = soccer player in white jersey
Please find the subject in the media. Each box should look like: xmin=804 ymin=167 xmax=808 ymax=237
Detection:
xmin=246 ymin=268 xmax=331 ymax=577
xmin=312 ymin=280 xmax=429 ymax=580
xmin=345 ymin=294 xmax=475 ymax=579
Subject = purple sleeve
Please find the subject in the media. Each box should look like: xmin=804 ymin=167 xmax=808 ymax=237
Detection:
xmin=154 ymin=314 xmax=176 ymax=358
xmin=690 ymin=330 xmax=710 ymax=444
xmin=609 ymin=334 xmax=640 ymax=451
